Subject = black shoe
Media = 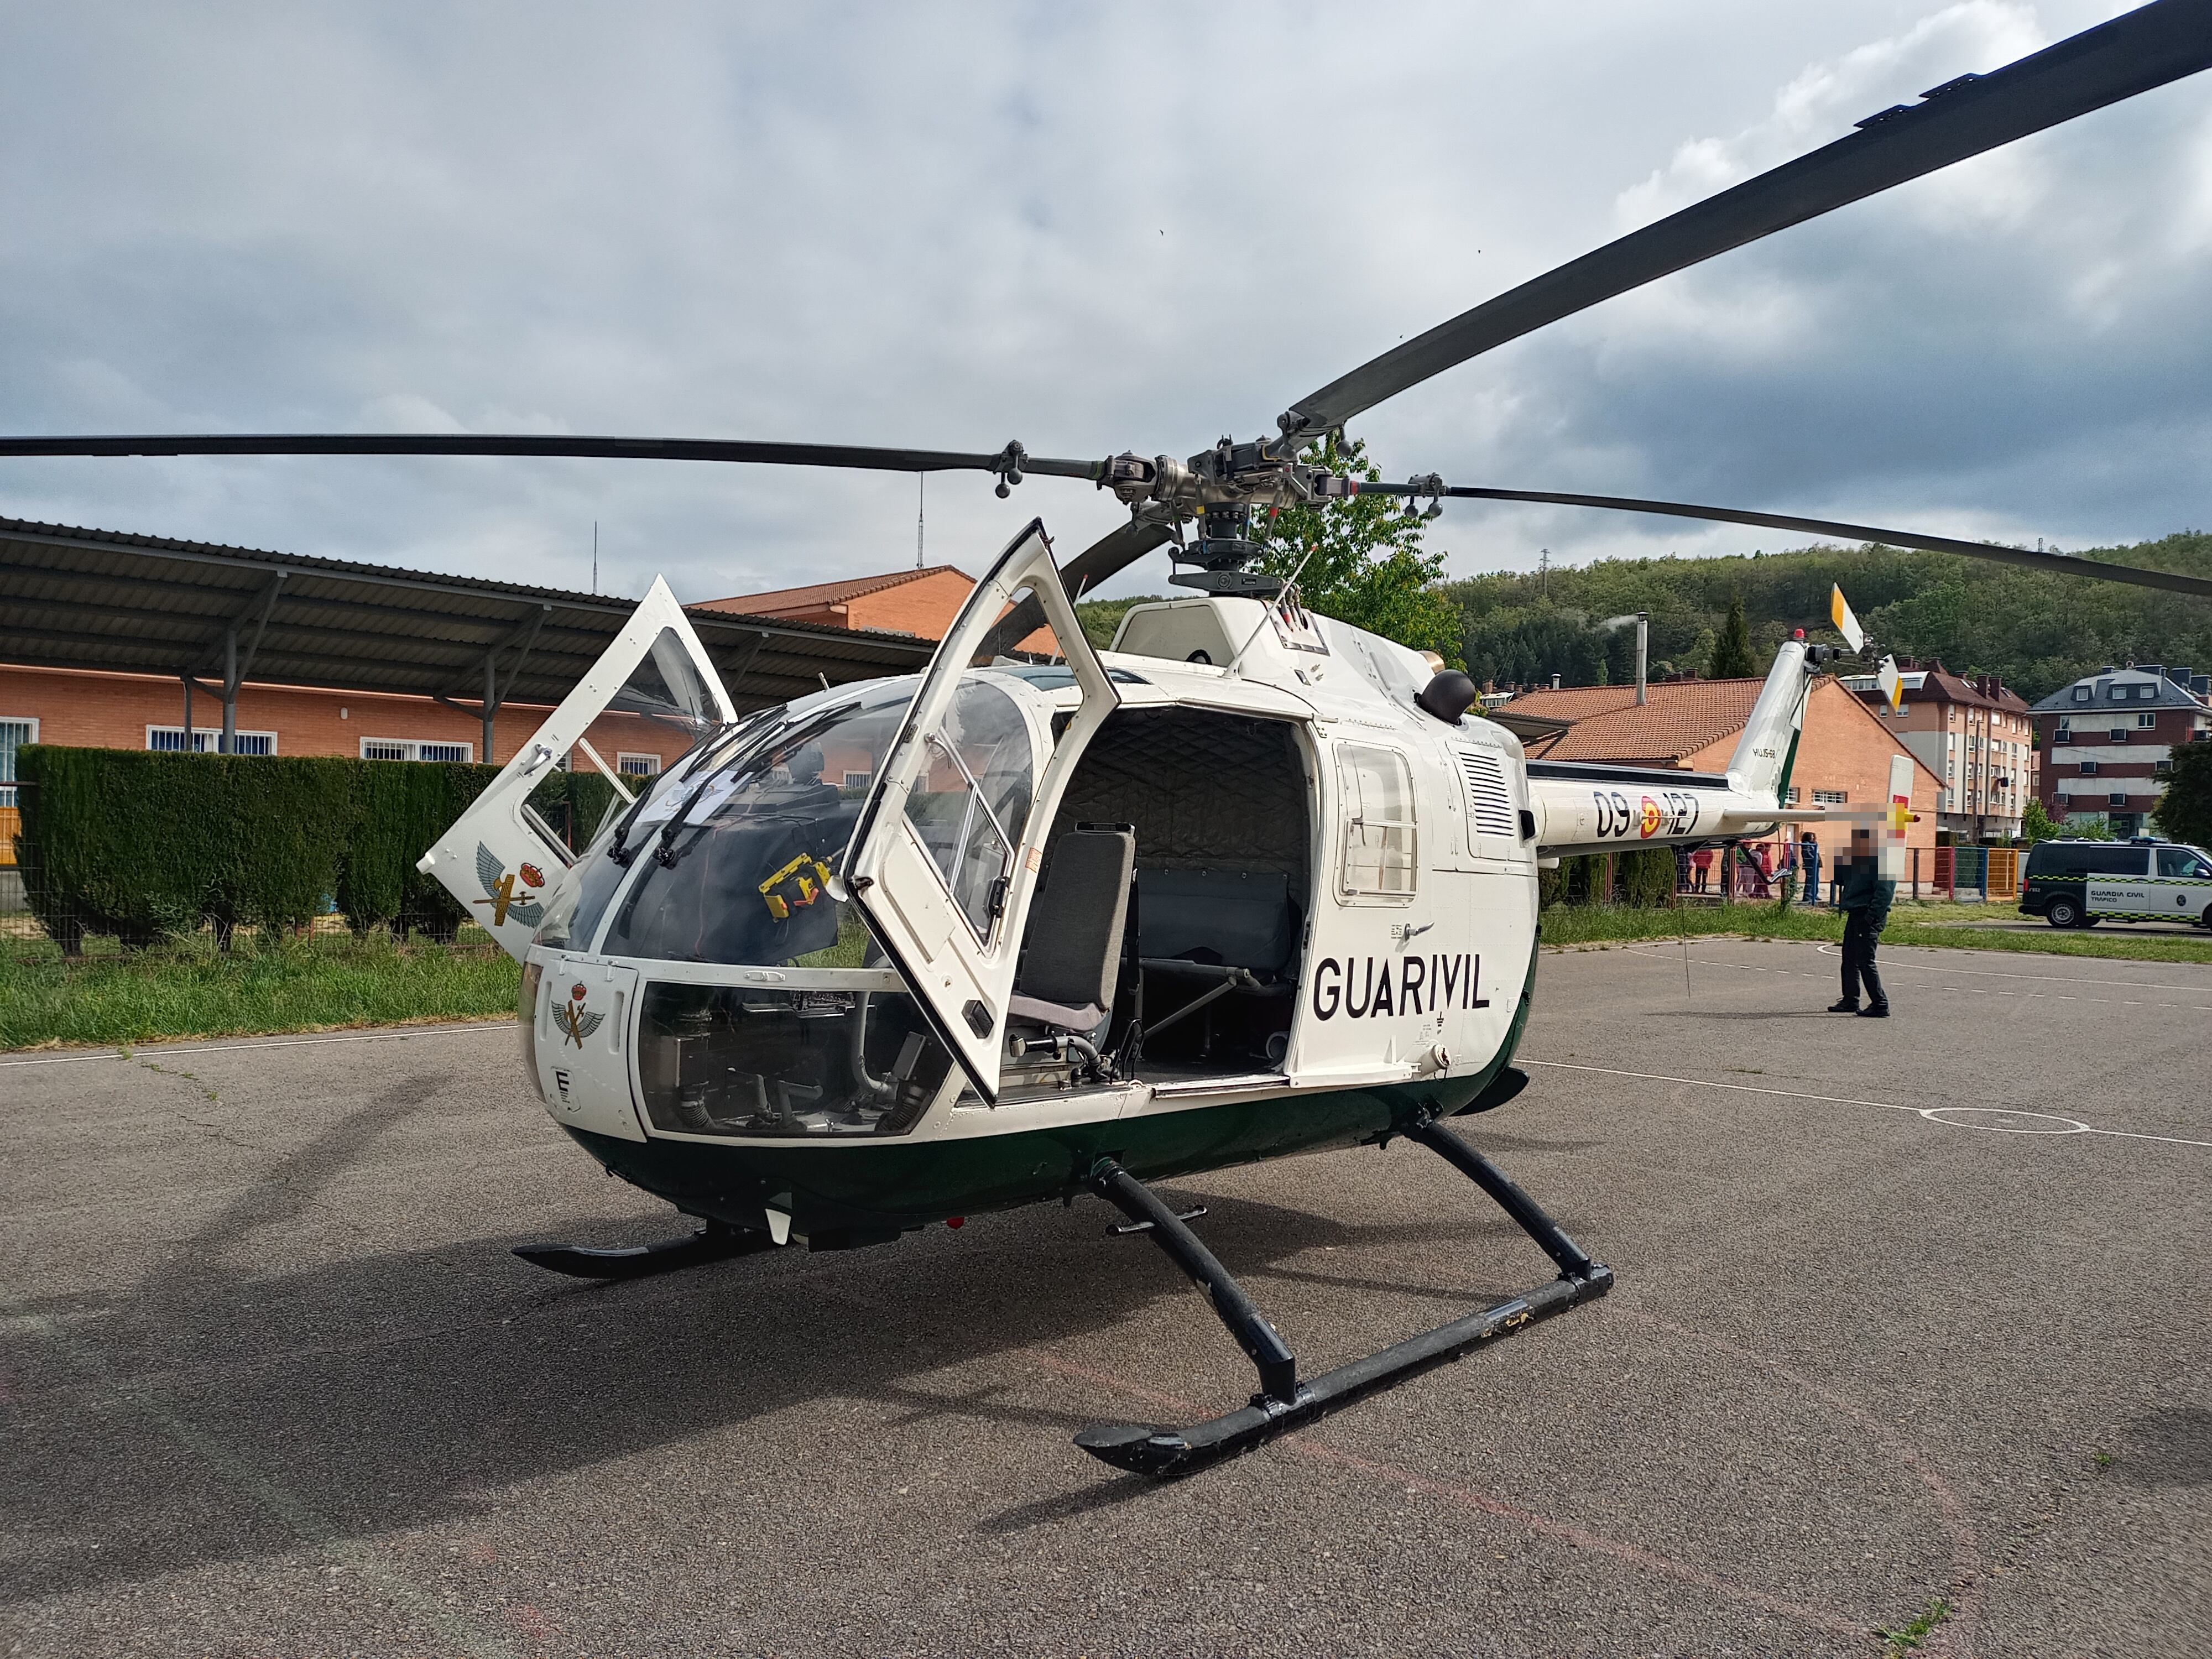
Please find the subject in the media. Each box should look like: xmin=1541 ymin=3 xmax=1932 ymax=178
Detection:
xmin=1856 ymin=1004 xmax=1890 ymax=1018
xmin=1827 ymin=999 xmax=1859 ymax=1013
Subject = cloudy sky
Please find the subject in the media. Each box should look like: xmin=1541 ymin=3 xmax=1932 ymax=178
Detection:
xmin=3 ymin=1 xmax=2209 ymax=606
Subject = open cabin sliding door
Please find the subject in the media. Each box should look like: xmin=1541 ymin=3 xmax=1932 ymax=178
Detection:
xmin=842 ymin=521 xmax=1119 ymax=1103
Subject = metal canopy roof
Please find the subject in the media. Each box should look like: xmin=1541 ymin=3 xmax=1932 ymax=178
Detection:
xmin=0 ymin=517 xmax=938 ymax=717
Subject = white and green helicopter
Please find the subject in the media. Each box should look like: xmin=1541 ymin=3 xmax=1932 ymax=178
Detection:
xmin=10 ymin=1 xmax=2210 ymax=1472
xmin=416 ymin=525 xmax=1829 ymax=1472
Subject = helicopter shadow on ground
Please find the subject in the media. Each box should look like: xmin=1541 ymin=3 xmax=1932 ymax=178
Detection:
xmin=1 ymin=1084 xmax=1588 ymax=1607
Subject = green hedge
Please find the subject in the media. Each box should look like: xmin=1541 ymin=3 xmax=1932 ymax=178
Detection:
xmin=14 ymin=746 xmax=623 ymax=953
xmin=1539 ymin=847 xmax=1679 ymax=910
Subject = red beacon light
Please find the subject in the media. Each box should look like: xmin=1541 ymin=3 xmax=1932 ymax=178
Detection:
xmin=1792 ymin=628 xmax=1806 ymax=640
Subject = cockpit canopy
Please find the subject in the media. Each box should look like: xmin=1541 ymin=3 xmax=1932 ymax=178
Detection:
xmin=534 ymin=672 xmax=1036 ymax=967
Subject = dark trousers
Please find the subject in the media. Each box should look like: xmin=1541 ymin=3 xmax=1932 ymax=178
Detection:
xmin=1841 ymin=910 xmax=1886 ymax=1009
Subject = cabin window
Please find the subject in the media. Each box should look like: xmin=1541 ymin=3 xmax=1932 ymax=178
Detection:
xmin=1337 ymin=744 xmax=1417 ymax=899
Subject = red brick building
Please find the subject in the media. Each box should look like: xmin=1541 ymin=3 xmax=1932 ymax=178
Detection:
xmin=0 ymin=520 xmax=938 ymax=867
xmin=692 ymin=564 xmax=1051 ymax=651
xmin=1837 ymin=660 xmax=2036 ymax=841
xmin=2031 ymin=664 xmax=2212 ymax=837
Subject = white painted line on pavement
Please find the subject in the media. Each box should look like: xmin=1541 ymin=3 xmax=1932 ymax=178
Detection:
xmin=0 ymin=1022 xmax=513 ymax=1068
xmin=1625 ymin=945 xmax=2212 ymax=1011
xmin=1522 ymin=1058 xmax=2212 ymax=1150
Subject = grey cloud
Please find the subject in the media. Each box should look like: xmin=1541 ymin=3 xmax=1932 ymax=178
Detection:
xmin=1 ymin=1 xmax=2205 ymax=602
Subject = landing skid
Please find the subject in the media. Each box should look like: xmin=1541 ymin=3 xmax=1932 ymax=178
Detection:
xmin=513 ymin=1221 xmax=779 ymax=1280
xmin=1074 ymin=1115 xmax=1612 ymax=1477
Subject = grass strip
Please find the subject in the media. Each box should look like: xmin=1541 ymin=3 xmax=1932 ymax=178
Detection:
xmin=1541 ymin=901 xmax=2212 ymax=964
xmin=1 ymin=940 xmax=520 ymax=1050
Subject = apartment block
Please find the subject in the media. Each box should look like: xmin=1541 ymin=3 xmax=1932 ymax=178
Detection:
xmin=1839 ymin=660 xmax=2035 ymax=839
xmin=2031 ymin=664 xmax=2212 ymax=837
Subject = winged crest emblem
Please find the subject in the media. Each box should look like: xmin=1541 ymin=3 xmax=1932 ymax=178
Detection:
xmin=556 ymin=989 xmax=605 ymax=1048
xmin=473 ymin=842 xmax=546 ymax=930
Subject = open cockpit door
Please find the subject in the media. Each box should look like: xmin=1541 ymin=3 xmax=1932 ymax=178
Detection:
xmin=419 ymin=577 xmax=733 ymax=960
xmin=843 ymin=520 xmax=1120 ymax=1102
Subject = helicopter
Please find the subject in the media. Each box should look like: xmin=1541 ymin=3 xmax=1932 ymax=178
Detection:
xmin=7 ymin=1 xmax=2211 ymax=1475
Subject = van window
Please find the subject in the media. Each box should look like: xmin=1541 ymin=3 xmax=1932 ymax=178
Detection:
xmin=2027 ymin=844 xmax=2147 ymax=878
xmin=2157 ymin=848 xmax=2211 ymax=879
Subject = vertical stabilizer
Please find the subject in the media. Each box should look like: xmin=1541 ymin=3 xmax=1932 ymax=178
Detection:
xmin=1725 ymin=640 xmax=1812 ymax=803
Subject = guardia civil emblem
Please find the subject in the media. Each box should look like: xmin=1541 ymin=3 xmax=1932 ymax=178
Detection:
xmin=473 ymin=843 xmax=546 ymax=930
xmin=557 ymin=982 xmax=604 ymax=1048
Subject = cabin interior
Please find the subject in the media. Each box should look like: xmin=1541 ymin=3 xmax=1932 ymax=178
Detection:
xmin=1000 ymin=706 xmax=1315 ymax=1095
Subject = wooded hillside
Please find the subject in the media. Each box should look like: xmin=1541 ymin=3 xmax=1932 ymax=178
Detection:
xmin=1441 ymin=532 xmax=2212 ymax=702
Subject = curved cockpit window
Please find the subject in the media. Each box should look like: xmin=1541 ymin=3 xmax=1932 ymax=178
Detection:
xmin=635 ymin=982 xmax=951 ymax=1138
xmin=587 ymin=677 xmax=1035 ymax=966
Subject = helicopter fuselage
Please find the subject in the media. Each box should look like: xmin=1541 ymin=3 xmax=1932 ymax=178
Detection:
xmin=423 ymin=528 xmax=1814 ymax=1251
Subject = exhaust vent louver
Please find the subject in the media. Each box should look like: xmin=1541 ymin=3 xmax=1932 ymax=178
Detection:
xmin=1458 ymin=748 xmax=1517 ymax=838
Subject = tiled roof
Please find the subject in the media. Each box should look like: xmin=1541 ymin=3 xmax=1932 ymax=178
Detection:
xmin=1506 ymin=678 xmax=1766 ymax=764
xmin=2030 ymin=669 xmax=2209 ymax=712
xmin=696 ymin=564 xmax=968 ymax=614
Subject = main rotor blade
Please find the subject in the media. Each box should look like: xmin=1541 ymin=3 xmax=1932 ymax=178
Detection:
xmin=0 ymin=432 xmax=1105 ymax=479
xmin=974 ymin=516 xmax=1175 ymax=660
xmin=1287 ymin=0 xmax=2212 ymax=435
xmin=1413 ymin=482 xmax=2212 ymax=599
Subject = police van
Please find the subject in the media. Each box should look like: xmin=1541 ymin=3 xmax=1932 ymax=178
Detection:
xmin=2020 ymin=837 xmax=2212 ymax=929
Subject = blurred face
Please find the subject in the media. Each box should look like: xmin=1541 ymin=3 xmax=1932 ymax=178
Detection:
xmin=1853 ymin=830 xmax=1872 ymax=857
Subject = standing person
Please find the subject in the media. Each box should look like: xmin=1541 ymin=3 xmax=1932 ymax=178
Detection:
xmin=1828 ymin=826 xmax=1893 ymax=1017
xmin=1800 ymin=833 xmax=1822 ymax=912
xmin=1692 ymin=845 xmax=1714 ymax=893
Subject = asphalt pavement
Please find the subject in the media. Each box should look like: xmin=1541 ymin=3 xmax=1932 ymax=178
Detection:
xmin=3 ymin=938 xmax=2208 ymax=1658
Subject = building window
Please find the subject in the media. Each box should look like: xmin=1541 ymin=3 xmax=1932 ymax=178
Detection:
xmin=149 ymin=726 xmax=276 ymax=756
xmin=361 ymin=738 xmax=473 ymax=763
xmin=1813 ymin=789 xmax=1849 ymax=805
xmin=2072 ymin=686 xmax=2091 ymax=702
xmin=1785 ymin=786 xmax=1800 ymax=805
xmin=2051 ymin=729 xmax=2070 ymax=745
xmin=2078 ymin=760 xmax=2099 ymax=775
xmin=2137 ymin=684 xmax=2157 ymax=699
xmin=617 ymin=753 xmax=662 ymax=778
xmin=2108 ymin=792 xmax=2127 ymax=807
xmin=842 ymin=770 xmax=874 ymax=792
xmin=2110 ymin=685 xmax=2128 ymax=701
xmin=0 ymin=716 xmax=36 ymax=808
xmin=2156 ymin=758 xmax=2173 ymax=775
xmin=2108 ymin=729 xmax=2128 ymax=743
xmin=2136 ymin=712 xmax=2156 ymax=728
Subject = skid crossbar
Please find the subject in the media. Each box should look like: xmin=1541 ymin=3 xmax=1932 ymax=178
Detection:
xmin=1074 ymin=1118 xmax=1612 ymax=1475
xmin=514 ymin=1222 xmax=777 ymax=1280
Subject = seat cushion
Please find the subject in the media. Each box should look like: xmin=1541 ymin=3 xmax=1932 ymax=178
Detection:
xmin=1008 ymin=994 xmax=1105 ymax=1034
xmin=1136 ymin=868 xmax=1292 ymax=972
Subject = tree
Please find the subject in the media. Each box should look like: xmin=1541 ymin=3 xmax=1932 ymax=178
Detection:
xmin=2152 ymin=739 xmax=2212 ymax=850
xmin=1255 ymin=437 xmax=1460 ymax=662
xmin=2018 ymin=797 xmax=2064 ymax=844
xmin=1708 ymin=587 xmax=1759 ymax=679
